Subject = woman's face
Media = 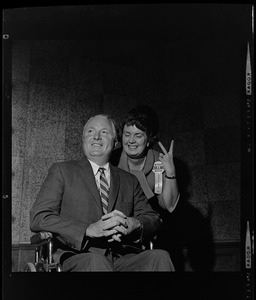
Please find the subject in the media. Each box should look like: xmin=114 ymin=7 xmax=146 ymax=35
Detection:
xmin=122 ymin=125 xmax=149 ymax=158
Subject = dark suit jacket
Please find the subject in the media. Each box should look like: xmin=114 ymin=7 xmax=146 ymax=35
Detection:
xmin=30 ymin=157 xmax=161 ymax=262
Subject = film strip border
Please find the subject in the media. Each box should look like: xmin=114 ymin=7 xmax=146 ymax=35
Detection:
xmin=243 ymin=41 xmax=254 ymax=300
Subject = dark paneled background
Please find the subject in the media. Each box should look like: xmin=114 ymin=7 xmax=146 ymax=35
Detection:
xmin=8 ymin=4 xmax=251 ymax=272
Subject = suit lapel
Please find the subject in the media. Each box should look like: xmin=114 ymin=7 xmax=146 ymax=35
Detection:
xmin=78 ymin=157 xmax=102 ymax=211
xmin=108 ymin=165 xmax=120 ymax=212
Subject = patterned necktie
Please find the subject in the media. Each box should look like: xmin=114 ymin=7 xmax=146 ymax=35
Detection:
xmin=98 ymin=167 xmax=109 ymax=214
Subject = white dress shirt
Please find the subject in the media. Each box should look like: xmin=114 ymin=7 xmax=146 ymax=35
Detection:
xmin=87 ymin=159 xmax=111 ymax=190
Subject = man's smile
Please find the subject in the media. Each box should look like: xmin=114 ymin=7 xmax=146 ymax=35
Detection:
xmin=91 ymin=142 xmax=103 ymax=147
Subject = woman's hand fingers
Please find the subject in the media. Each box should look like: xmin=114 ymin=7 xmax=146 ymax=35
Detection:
xmin=158 ymin=140 xmax=175 ymax=174
xmin=168 ymin=140 xmax=174 ymax=155
xmin=158 ymin=141 xmax=168 ymax=155
xmin=158 ymin=140 xmax=174 ymax=156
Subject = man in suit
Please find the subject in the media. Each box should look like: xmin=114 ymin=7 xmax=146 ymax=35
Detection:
xmin=30 ymin=114 xmax=175 ymax=271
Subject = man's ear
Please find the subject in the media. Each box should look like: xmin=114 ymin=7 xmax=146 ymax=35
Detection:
xmin=114 ymin=139 xmax=119 ymax=148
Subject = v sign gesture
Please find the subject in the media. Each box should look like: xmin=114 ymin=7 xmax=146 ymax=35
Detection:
xmin=158 ymin=140 xmax=176 ymax=177
xmin=156 ymin=140 xmax=179 ymax=212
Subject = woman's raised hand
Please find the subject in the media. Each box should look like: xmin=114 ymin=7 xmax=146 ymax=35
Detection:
xmin=158 ymin=140 xmax=176 ymax=176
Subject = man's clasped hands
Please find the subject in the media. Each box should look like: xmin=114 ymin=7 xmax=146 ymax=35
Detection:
xmin=86 ymin=209 xmax=141 ymax=243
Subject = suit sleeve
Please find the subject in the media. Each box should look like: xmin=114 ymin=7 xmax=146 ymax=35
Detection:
xmin=30 ymin=163 xmax=88 ymax=251
xmin=132 ymin=177 xmax=161 ymax=243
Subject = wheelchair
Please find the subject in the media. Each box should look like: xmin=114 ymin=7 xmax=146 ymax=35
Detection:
xmin=23 ymin=231 xmax=155 ymax=272
xmin=23 ymin=231 xmax=62 ymax=272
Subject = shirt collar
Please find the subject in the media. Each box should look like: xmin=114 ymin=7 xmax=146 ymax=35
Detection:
xmin=87 ymin=159 xmax=110 ymax=176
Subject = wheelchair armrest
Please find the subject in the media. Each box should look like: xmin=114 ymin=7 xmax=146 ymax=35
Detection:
xmin=30 ymin=231 xmax=53 ymax=245
xmin=29 ymin=231 xmax=61 ymax=271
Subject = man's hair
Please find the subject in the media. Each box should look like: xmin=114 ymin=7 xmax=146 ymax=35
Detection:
xmin=83 ymin=114 xmax=119 ymax=141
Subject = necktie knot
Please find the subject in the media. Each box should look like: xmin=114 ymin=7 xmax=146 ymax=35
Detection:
xmin=98 ymin=167 xmax=105 ymax=175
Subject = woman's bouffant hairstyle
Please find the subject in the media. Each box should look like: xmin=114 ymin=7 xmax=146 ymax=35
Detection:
xmin=122 ymin=105 xmax=159 ymax=146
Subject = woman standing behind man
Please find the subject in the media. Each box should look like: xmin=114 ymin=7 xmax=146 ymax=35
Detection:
xmin=110 ymin=105 xmax=180 ymax=248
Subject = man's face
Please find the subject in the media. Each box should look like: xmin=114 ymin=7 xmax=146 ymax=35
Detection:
xmin=82 ymin=115 xmax=116 ymax=163
xmin=122 ymin=125 xmax=149 ymax=158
